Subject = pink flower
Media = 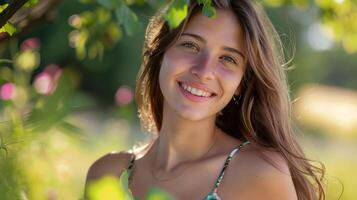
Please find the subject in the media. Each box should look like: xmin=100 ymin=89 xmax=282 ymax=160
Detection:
xmin=44 ymin=64 xmax=62 ymax=82
xmin=33 ymin=64 xmax=62 ymax=95
xmin=0 ymin=82 xmax=16 ymax=100
xmin=115 ymin=85 xmax=133 ymax=106
xmin=21 ymin=37 xmax=40 ymax=51
xmin=34 ymin=72 xmax=53 ymax=95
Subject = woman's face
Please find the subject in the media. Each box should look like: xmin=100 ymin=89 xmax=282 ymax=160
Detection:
xmin=159 ymin=9 xmax=246 ymax=121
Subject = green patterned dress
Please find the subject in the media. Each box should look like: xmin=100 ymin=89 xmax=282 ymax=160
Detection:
xmin=127 ymin=140 xmax=251 ymax=200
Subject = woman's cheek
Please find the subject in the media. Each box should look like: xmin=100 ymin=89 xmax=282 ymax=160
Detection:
xmin=219 ymin=67 xmax=243 ymax=82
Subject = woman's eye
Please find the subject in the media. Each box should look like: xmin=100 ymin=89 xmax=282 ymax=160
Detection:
xmin=221 ymin=56 xmax=238 ymax=65
xmin=180 ymin=42 xmax=199 ymax=51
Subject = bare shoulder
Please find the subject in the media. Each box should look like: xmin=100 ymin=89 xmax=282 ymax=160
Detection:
xmin=84 ymin=151 xmax=133 ymax=190
xmin=222 ymin=144 xmax=297 ymax=200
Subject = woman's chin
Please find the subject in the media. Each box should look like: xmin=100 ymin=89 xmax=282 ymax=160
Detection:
xmin=175 ymin=108 xmax=215 ymax=122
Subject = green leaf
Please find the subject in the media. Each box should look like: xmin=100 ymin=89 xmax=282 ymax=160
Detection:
xmin=87 ymin=176 xmax=129 ymax=200
xmin=165 ymin=4 xmax=188 ymax=29
xmin=75 ymin=30 xmax=89 ymax=60
xmin=135 ymin=0 xmax=146 ymax=6
xmin=24 ymin=0 xmax=39 ymax=8
xmin=196 ymin=0 xmax=216 ymax=18
xmin=123 ymin=0 xmax=136 ymax=5
xmin=79 ymin=0 xmax=96 ymax=4
xmin=0 ymin=22 xmax=16 ymax=36
xmin=0 ymin=4 xmax=9 ymax=13
xmin=172 ymin=0 xmax=190 ymax=8
xmin=119 ymin=170 xmax=133 ymax=197
xmin=262 ymin=0 xmax=285 ymax=7
xmin=96 ymin=8 xmax=112 ymax=24
xmin=97 ymin=0 xmax=122 ymax=9
xmin=197 ymin=0 xmax=210 ymax=5
xmin=202 ymin=4 xmax=216 ymax=18
xmin=87 ymin=170 xmax=134 ymax=200
xmin=145 ymin=0 xmax=167 ymax=7
xmin=146 ymin=187 xmax=175 ymax=200
xmin=57 ymin=121 xmax=84 ymax=135
xmin=115 ymin=4 xmax=141 ymax=35
xmin=107 ymin=22 xmax=123 ymax=42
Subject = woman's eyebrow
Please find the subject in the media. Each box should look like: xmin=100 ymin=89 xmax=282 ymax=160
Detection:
xmin=181 ymin=32 xmax=245 ymax=59
xmin=222 ymin=47 xmax=245 ymax=60
xmin=181 ymin=32 xmax=206 ymax=43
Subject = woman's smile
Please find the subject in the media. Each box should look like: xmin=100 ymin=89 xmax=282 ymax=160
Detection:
xmin=177 ymin=81 xmax=217 ymax=103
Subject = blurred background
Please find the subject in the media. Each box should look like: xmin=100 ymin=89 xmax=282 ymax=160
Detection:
xmin=0 ymin=0 xmax=356 ymax=199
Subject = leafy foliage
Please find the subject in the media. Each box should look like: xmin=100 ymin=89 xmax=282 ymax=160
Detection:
xmin=198 ymin=0 xmax=216 ymax=18
xmin=69 ymin=0 xmax=142 ymax=60
xmin=69 ymin=8 xmax=123 ymax=60
xmin=115 ymin=3 xmax=141 ymax=35
xmin=87 ymin=170 xmax=174 ymax=200
xmin=165 ymin=2 xmax=188 ymax=28
xmin=87 ymin=171 xmax=134 ymax=200
xmin=69 ymin=0 xmax=217 ymax=59
xmin=263 ymin=0 xmax=357 ymax=53
xmin=164 ymin=0 xmax=216 ymax=29
xmin=0 ymin=22 xmax=16 ymax=36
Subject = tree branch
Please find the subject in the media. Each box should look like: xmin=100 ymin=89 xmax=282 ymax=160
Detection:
xmin=0 ymin=0 xmax=63 ymax=42
xmin=0 ymin=0 xmax=30 ymax=28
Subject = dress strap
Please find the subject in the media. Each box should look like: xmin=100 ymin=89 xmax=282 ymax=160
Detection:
xmin=212 ymin=140 xmax=251 ymax=193
xmin=127 ymin=153 xmax=136 ymax=182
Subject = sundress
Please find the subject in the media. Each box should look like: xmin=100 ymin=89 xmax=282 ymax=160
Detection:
xmin=126 ymin=140 xmax=251 ymax=200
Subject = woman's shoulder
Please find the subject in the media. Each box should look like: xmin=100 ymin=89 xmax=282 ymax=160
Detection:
xmin=221 ymin=133 xmax=290 ymax=176
xmin=85 ymin=151 xmax=134 ymax=183
xmin=240 ymin=145 xmax=291 ymax=175
xmin=222 ymin=143 xmax=297 ymax=199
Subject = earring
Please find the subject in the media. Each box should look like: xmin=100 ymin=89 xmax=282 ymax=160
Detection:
xmin=232 ymin=95 xmax=241 ymax=105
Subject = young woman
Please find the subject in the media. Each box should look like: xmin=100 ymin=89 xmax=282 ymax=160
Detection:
xmin=85 ymin=0 xmax=325 ymax=199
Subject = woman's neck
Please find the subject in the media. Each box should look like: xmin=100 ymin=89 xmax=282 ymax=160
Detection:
xmin=152 ymin=107 xmax=218 ymax=173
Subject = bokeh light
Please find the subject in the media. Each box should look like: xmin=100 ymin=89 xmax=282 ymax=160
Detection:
xmin=115 ymin=85 xmax=133 ymax=106
xmin=306 ymin=23 xmax=334 ymax=51
xmin=294 ymin=84 xmax=357 ymax=137
xmin=14 ymin=49 xmax=40 ymax=71
xmin=0 ymin=82 xmax=16 ymax=100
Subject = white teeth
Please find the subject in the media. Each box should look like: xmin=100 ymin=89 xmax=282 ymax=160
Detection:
xmin=180 ymin=82 xmax=212 ymax=97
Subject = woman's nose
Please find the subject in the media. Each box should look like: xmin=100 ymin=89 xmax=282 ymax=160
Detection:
xmin=190 ymin=53 xmax=216 ymax=81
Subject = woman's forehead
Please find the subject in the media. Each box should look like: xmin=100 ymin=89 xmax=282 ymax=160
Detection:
xmin=182 ymin=9 xmax=245 ymax=50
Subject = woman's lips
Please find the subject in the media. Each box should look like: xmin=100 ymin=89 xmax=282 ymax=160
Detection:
xmin=179 ymin=81 xmax=217 ymax=96
xmin=177 ymin=81 xmax=216 ymax=103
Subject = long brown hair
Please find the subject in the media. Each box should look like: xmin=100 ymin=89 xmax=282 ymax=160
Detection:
xmin=135 ymin=0 xmax=325 ymax=199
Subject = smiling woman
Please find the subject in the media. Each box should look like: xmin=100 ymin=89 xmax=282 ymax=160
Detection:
xmin=84 ymin=0 xmax=325 ymax=200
